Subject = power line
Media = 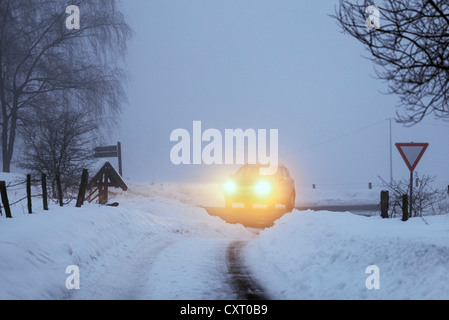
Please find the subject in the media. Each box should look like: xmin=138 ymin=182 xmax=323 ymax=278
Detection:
xmin=289 ymin=119 xmax=388 ymax=154
xmin=419 ymin=122 xmax=449 ymax=128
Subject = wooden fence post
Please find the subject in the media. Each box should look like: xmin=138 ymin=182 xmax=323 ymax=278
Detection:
xmin=42 ymin=173 xmax=48 ymax=211
xmin=0 ymin=181 xmax=12 ymax=218
xmin=26 ymin=174 xmax=32 ymax=214
xmin=380 ymin=190 xmax=389 ymax=219
xmin=56 ymin=174 xmax=63 ymax=207
xmin=99 ymin=174 xmax=109 ymax=205
xmin=117 ymin=141 xmax=123 ymax=177
xmin=76 ymin=169 xmax=89 ymax=208
xmin=402 ymin=194 xmax=409 ymax=222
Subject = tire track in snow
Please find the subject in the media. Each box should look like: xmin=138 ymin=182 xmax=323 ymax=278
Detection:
xmin=68 ymin=236 xmax=178 ymax=300
xmin=226 ymin=241 xmax=269 ymax=300
xmin=142 ymin=238 xmax=237 ymax=300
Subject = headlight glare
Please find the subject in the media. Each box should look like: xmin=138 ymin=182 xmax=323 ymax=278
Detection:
xmin=255 ymin=181 xmax=271 ymax=195
xmin=224 ymin=181 xmax=236 ymax=193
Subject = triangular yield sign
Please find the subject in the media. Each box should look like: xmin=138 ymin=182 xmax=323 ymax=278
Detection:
xmin=396 ymin=143 xmax=429 ymax=172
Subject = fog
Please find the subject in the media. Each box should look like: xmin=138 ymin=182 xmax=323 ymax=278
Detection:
xmin=111 ymin=0 xmax=449 ymax=188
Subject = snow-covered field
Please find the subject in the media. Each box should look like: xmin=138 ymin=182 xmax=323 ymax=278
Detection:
xmin=124 ymin=182 xmax=383 ymax=208
xmin=0 ymin=173 xmax=448 ymax=300
xmin=246 ymin=211 xmax=449 ymax=300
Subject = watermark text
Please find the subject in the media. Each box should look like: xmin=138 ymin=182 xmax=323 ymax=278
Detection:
xmin=170 ymin=121 xmax=279 ymax=175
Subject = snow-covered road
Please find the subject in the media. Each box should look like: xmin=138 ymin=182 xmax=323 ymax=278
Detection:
xmin=64 ymin=200 xmax=257 ymax=300
xmin=143 ymin=238 xmax=235 ymax=300
xmin=226 ymin=240 xmax=268 ymax=300
xmin=69 ymin=235 xmax=178 ymax=300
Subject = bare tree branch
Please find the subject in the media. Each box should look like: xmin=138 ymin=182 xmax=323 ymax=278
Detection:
xmin=18 ymin=107 xmax=98 ymax=199
xmin=0 ymin=0 xmax=132 ymax=172
xmin=332 ymin=0 xmax=449 ymax=125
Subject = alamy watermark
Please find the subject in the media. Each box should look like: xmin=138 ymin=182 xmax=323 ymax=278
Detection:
xmin=365 ymin=265 xmax=380 ymax=290
xmin=66 ymin=5 xmax=80 ymax=30
xmin=366 ymin=5 xmax=381 ymax=30
xmin=170 ymin=121 xmax=279 ymax=175
xmin=65 ymin=265 xmax=80 ymax=290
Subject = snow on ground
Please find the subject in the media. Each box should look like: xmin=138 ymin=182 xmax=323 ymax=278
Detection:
xmin=246 ymin=210 xmax=449 ymax=300
xmin=297 ymin=186 xmax=382 ymax=206
xmin=0 ymin=174 xmax=252 ymax=300
xmin=1 ymin=172 xmax=448 ymax=300
xmin=128 ymin=182 xmax=225 ymax=208
xmin=141 ymin=238 xmax=233 ymax=300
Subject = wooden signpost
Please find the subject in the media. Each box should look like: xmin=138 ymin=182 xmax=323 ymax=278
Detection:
xmin=87 ymin=162 xmax=128 ymax=205
xmin=94 ymin=142 xmax=123 ymax=177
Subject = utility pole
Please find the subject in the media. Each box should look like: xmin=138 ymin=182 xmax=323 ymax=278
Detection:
xmin=389 ymin=118 xmax=393 ymax=185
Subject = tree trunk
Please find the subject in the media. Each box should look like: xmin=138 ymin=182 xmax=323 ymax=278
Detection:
xmin=4 ymin=99 xmax=19 ymax=173
xmin=0 ymin=35 xmax=10 ymax=173
xmin=56 ymin=173 xmax=63 ymax=207
xmin=0 ymin=108 xmax=17 ymax=173
xmin=1 ymin=107 xmax=10 ymax=173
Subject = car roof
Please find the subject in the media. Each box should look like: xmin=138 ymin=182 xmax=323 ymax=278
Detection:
xmin=239 ymin=164 xmax=288 ymax=170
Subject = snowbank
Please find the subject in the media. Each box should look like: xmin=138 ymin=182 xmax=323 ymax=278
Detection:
xmin=2 ymin=172 xmax=448 ymax=300
xmin=0 ymin=189 xmax=250 ymax=300
xmin=246 ymin=210 xmax=449 ymax=300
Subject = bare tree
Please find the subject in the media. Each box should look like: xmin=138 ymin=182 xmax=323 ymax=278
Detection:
xmin=379 ymin=175 xmax=449 ymax=217
xmin=19 ymin=107 xmax=97 ymax=202
xmin=333 ymin=0 xmax=449 ymax=125
xmin=0 ymin=0 xmax=132 ymax=172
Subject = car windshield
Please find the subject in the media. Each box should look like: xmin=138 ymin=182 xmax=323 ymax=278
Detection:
xmin=235 ymin=166 xmax=261 ymax=178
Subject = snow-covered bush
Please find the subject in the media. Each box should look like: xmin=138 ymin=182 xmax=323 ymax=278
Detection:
xmin=379 ymin=175 xmax=449 ymax=217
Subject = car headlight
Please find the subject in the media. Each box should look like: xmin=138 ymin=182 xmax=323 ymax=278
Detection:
xmin=255 ymin=181 xmax=271 ymax=196
xmin=224 ymin=181 xmax=236 ymax=193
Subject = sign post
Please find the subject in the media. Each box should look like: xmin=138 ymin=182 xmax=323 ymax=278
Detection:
xmin=409 ymin=170 xmax=413 ymax=220
xmin=395 ymin=143 xmax=429 ymax=219
xmin=94 ymin=142 xmax=123 ymax=177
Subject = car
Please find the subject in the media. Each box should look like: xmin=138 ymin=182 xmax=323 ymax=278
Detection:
xmin=223 ymin=164 xmax=296 ymax=212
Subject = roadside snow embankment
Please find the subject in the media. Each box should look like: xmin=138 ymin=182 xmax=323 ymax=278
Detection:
xmin=296 ymin=187 xmax=382 ymax=206
xmin=246 ymin=210 xmax=449 ymax=300
xmin=0 ymin=179 xmax=250 ymax=300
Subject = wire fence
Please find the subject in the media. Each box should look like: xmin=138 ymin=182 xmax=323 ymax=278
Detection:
xmin=1 ymin=166 xmax=123 ymax=219
xmin=0 ymin=172 xmax=79 ymax=218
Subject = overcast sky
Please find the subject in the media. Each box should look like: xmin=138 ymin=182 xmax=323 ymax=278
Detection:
xmin=110 ymin=0 xmax=449 ymax=188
